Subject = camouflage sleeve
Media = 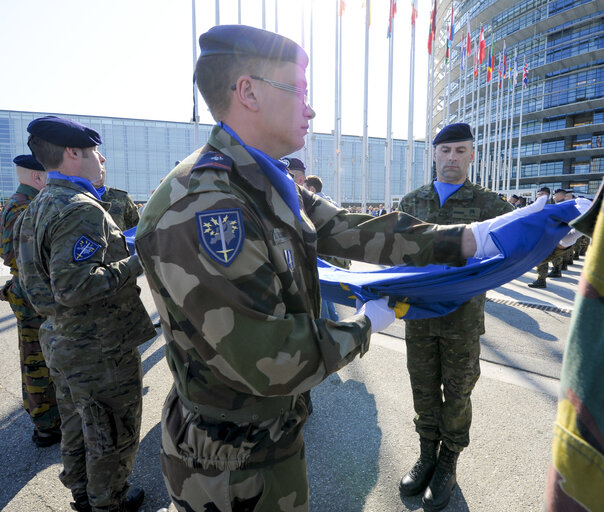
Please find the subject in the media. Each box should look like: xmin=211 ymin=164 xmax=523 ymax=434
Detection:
xmin=123 ymin=194 xmax=140 ymax=230
xmin=301 ymin=188 xmax=466 ymax=266
xmin=47 ymin=204 xmax=138 ymax=306
xmin=0 ymin=202 xmax=27 ymax=269
xmin=141 ymin=195 xmax=371 ymax=397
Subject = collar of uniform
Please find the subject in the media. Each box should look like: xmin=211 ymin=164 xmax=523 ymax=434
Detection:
xmin=46 ymin=177 xmax=104 ymax=202
xmin=15 ymin=183 xmax=40 ymax=200
xmin=208 ymin=125 xmax=303 ymax=228
xmin=422 ymin=179 xmax=474 ymax=200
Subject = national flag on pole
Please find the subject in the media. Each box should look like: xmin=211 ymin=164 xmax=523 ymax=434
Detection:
xmin=361 ymin=0 xmax=371 ymax=25
xmin=427 ymin=0 xmax=437 ymax=54
xmin=478 ymin=24 xmax=486 ymax=63
xmin=461 ymin=44 xmax=465 ymax=71
xmin=486 ymin=42 xmax=493 ymax=81
xmin=513 ymin=51 xmax=518 ymax=85
xmin=503 ymin=42 xmax=507 ymax=79
xmin=473 ymin=39 xmax=479 ymax=77
xmin=445 ymin=4 xmax=454 ymax=62
xmin=387 ymin=0 xmax=396 ymax=37
xmin=466 ymin=20 xmax=472 ymax=57
xmin=498 ymin=54 xmax=502 ymax=88
xmin=523 ymin=56 xmax=529 ymax=88
xmin=339 ymin=0 xmax=346 ymax=16
xmin=411 ymin=0 xmax=417 ymax=26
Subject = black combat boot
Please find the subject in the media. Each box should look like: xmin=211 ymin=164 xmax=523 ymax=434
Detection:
xmin=123 ymin=487 xmax=145 ymax=511
xmin=548 ymin=269 xmax=562 ymax=278
xmin=528 ymin=278 xmax=546 ymax=288
xmin=399 ymin=437 xmax=439 ymax=497
xmin=70 ymin=491 xmax=92 ymax=512
xmin=422 ymin=444 xmax=459 ymax=511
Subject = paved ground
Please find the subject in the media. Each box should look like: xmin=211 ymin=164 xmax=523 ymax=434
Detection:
xmin=0 ymin=255 xmax=584 ymax=511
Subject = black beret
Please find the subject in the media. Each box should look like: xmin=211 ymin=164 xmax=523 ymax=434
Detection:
xmin=554 ymin=188 xmax=566 ymax=195
xmin=199 ymin=25 xmax=308 ymax=66
xmin=433 ymin=123 xmax=474 ymax=145
xmin=13 ymin=154 xmax=45 ymax=171
xmin=27 ymin=116 xmax=102 ymax=148
xmin=282 ymin=157 xmax=306 ymax=171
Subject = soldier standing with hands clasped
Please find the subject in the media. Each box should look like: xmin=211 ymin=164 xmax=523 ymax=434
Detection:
xmin=135 ymin=25 xmax=544 ymax=512
xmin=398 ymin=123 xmax=514 ymax=511
xmin=14 ymin=116 xmax=156 ymax=512
xmin=0 ymin=154 xmax=61 ymax=447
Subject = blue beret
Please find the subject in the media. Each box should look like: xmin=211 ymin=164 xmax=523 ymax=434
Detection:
xmin=433 ymin=123 xmax=474 ymax=146
xmin=199 ymin=25 xmax=308 ymax=66
xmin=27 ymin=116 xmax=102 ymax=148
xmin=13 ymin=154 xmax=46 ymax=171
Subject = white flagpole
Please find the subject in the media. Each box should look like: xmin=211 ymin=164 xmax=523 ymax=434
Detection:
xmin=192 ymin=0 xmax=199 ymax=148
xmin=334 ymin=1 xmax=342 ymax=204
xmin=362 ymin=0 xmax=370 ymax=213
xmin=507 ymin=48 xmax=518 ymax=193
xmin=215 ymin=0 xmax=220 ymax=25
xmin=385 ymin=10 xmax=394 ymax=210
xmin=493 ymin=56 xmax=503 ymax=191
xmin=484 ymin=77 xmax=493 ymax=188
xmin=428 ymin=49 xmax=435 ymax=183
xmin=407 ymin=3 xmax=416 ymax=195
xmin=275 ymin=0 xmax=278 ymax=32
xmin=304 ymin=1 xmax=314 ymax=174
xmin=516 ymin=57 xmax=527 ymax=192
xmin=481 ymin=72 xmax=490 ymax=187
xmin=262 ymin=0 xmax=266 ymax=29
xmin=425 ymin=51 xmax=433 ymax=184
xmin=472 ymin=42 xmax=480 ymax=183
xmin=238 ymin=0 xmax=241 ymax=23
xmin=503 ymin=72 xmax=513 ymax=194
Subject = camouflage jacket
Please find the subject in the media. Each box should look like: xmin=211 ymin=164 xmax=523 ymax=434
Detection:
xmin=0 ymin=184 xmax=39 ymax=306
xmin=14 ymin=178 xmax=156 ymax=368
xmin=399 ymin=179 xmax=514 ymax=338
xmin=102 ymin=186 xmax=139 ymax=231
xmin=135 ymin=125 xmax=469 ymax=468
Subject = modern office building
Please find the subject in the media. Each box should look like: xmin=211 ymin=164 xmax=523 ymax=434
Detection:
xmin=434 ymin=0 xmax=604 ymax=197
xmin=0 ymin=110 xmax=426 ymax=207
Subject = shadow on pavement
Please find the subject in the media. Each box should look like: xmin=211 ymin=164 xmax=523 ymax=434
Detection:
xmin=304 ymin=373 xmax=381 ymax=512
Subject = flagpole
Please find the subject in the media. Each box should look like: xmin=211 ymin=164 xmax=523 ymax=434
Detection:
xmin=516 ymin=57 xmax=527 ymax=192
xmin=428 ymin=50 xmax=434 ymax=183
xmin=262 ymin=0 xmax=266 ymax=29
xmin=503 ymin=71 xmax=513 ymax=194
xmin=507 ymin=48 xmax=518 ymax=193
xmin=407 ymin=1 xmax=416 ymax=195
xmin=362 ymin=0 xmax=370 ymax=213
xmin=385 ymin=8 xmax=395 ymax=211
xmin=493 ymin=55 xmax=503 ymax=191
xmin=215 ymin=0 xmax=220 ymax=25
xmin=425 ymin=51 xmax=432 ymax=184
xmin=192 ymin=0 xmax=199 ymax=148
xmin=484 ymin=78 xmax=493 ymax=188
xmin=334 ymin=0 xmax=342 ymax=204
xmin=238 ymin=0 xmax=241 ymax=23
xmin=472 ymin=40 xmax=479 ymax=182
xmin=305 ymin=0 xmax=314 ymax=175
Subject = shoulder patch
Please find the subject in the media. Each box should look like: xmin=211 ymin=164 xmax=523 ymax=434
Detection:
xmin=196 ymin=208 xmax=244 ymax=266
xmin=191 ymin=152 xmax=233 ymax=172
xmin=73 ymin=235 xmax=101 ymax=262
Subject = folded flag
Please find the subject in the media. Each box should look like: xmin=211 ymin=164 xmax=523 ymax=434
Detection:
xmin=319 ymin=200 xmax=581 ymax=319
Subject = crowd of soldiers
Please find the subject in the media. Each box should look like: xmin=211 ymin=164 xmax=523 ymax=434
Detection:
xmin=1 ymin=23 xmax=600 ymax=512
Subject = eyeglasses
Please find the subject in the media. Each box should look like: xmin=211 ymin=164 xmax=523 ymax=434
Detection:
xmin=231 ymin=75 xmax=309 ymax=104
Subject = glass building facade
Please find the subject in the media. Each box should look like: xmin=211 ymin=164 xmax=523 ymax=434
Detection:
xmin=0 ymin=110 xmax=425 ymax=207
xmin=435 ymin=0 xmax=604 ymax=197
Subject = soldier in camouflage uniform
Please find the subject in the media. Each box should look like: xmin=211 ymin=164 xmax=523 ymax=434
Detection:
xmin=14 ymin=116 xmax=156 ymax=512
xmin=134 ymin=26 xmax=498 ymax=512
xmin=93 ymin=168 xmax=139 ymax=231
xmin=398 ymin=123 xmax=514 ymax=511
xmin=0 ymin=154 xmax=61 ymax=447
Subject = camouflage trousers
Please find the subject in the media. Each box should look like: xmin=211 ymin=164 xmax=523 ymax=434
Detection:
xmin=536 ymin=246 xmax=568 ymax=279
xmin=9 ymin=301 xmax=60 ymax=431
xmin=405 ymin=334 xmax=481 ymax=452
xmin=50 ymin=347 xmax=142 ymax=511
xmin=160 ymin=391 xmax=309 ymax=512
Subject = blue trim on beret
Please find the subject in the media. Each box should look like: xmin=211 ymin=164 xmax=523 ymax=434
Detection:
xmin=27 ymin=116 xmax=102 ymax=148
xmin=433 ymin=123 xmax=474 ymax=146
xmin=199 ymin=25 xmax=308 ymax=66
xmin=13 ymin=154 xmax=45 ymax=171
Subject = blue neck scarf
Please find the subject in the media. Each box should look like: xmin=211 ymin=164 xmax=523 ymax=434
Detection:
xmin=433 ymin=180 xmax=464 ymax=207
xmin=95 ymin=185 xmax=106 ymax=197
xmin=48 ymin=171 xmax=102 ymax=200
xmin=219 ymin=122 xmax=301 ymax=221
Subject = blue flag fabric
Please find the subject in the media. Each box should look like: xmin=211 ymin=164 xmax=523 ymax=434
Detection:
xmin=319 ymin=201 xmax=581 ymax=319
xmin=127 ymin=201 xmax=581 ymax=320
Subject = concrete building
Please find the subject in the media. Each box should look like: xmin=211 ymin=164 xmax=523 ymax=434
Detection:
xmin=434 ymin=0 xmax=604 ymax=197
xmin=0 ymin=110 xmax=426 ymax=207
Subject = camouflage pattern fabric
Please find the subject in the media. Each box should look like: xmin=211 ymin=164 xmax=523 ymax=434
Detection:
xmin=53 ymin=348 xmax=142 ymax=509
xmin=536 ymin=247 xmax=568 ymax=279
xmin=545 ymin=186 xmax=604 ymax=511
xmin=102 ymin=186 xmax=139 ymax=231
xmin=0 ymin=184 xmax=59 ymax=431
xmin=14 ymin=177 xmax=156 ymax=510
xmin=135 ymin=124 xmax=470 ymax=509
xmin=398 ymin=180 xmax=513 ymax=451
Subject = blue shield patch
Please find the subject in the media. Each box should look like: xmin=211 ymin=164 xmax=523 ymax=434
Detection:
xmin=73 ymin=235 xmax=101 ymax=262
xmin=196 ymin=209 xmax=244 ymax=266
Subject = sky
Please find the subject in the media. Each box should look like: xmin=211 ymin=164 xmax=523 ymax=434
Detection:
xmin=0 ymin=0 xmax=431 ymax=140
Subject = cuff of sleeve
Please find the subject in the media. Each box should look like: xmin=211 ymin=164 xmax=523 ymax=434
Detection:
xmin=433 ymin=225 xmax=466 ymax=266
